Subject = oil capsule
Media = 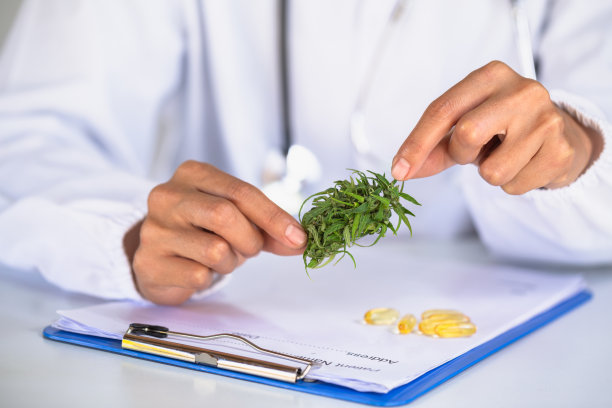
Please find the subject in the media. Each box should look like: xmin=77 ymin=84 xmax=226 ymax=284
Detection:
xmin=364 ymin=308 xmax=400 ymax=325
xmin=418 ymin=312 xmax=471 ymax=336
xmin=421 ymin=309 xmax=462 ymax=320
xmin=423 ymin=313 xmax=470 ymax=323
xmin=418 ymin=318 xmax=465 ymax=336
xmin=434 ymin=322 xmax=477 ymax=338
xmin=396 ymin=314 xmax=417 ymax=334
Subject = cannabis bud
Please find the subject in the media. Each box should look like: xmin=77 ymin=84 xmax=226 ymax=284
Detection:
xmin=299 ymin=169 xmax=420 ymax=271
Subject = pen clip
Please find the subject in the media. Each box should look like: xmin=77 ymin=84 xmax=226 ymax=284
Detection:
xmin=122 ymin=323 xmax=313 ymax=383
xmin=128 ymin=323 xmax=169 ymax=338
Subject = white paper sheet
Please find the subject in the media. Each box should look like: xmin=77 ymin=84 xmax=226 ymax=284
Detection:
xmin=53 ymin=241 xmax=586 ymax=393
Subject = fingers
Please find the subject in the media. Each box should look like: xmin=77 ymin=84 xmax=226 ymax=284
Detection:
xmin=133 ymin=249 xmax=212 ymax=306
xmin=477 ymin=126 xmax=542 ymax=188
xmin=479 ymin=110 xmax=574 ymax=194
xmin=176 ymin=161 xmax=307 ymax=250
xmin=142 ymin=287 xmax=195 ymax=307
xmin=392 ymin=61 xmax=512 ymax=180
xmin=499 ymin=133 xmax=575 ymax=195
xmin=448 ymin=100 xmax=510 ymax=166
xmin=134 ymin=161 xmax=308 ymax=305
xmin=148 ymin=181 xmax=264 ymax=259
xmin=168 ymin=227 xmax=241 ymax=274
xmin=179 ymin=190 xmax=264 ymax=258
xmin=137 ymin=255 xmax=213 ymax=290
xmin=498 ymin=145 xmax=565 ymax=195
xmin=447 ymin=90 xmax=545 ymax=185
xmin=134 ymin=218 xmax=249 ymax=305
xmin=409 ymin=90 xmax=539 ymax=180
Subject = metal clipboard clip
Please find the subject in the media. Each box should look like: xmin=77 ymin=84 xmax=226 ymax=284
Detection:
xmin=122 ymin=323 xmax=314 ymax=383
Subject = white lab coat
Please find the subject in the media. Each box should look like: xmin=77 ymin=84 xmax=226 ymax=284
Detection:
xmin=0 ymin=0 xmax=611 ymax=300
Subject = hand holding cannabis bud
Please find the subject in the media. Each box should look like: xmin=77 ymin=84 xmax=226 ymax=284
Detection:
xmin=391 ymin=61 xmax=602 ymax=194
xmin=299 ymin=169 xmax=420 ymax=271
xmin=129 ymin=162 xmax=307 ymax=305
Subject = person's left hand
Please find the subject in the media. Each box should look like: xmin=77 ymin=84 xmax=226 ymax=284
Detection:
xmin=391 ymin=60 xmax=603 ymax=194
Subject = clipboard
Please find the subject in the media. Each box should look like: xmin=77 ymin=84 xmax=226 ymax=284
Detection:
xmin=43 ymin=289 xmax=591 ymax=406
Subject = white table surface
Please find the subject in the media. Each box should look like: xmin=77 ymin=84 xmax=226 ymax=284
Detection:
xmin=1 ymin=238 xmax=611 ymax=408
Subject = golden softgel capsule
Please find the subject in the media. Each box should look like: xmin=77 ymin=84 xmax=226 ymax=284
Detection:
xmin=422 ymin=313 xmax=469 ymax=324
xmin=421 ymin=309 xmax=462 ymax=320
xmin=418 ymin=318 xmax=466 ymax=336
xmin=397 ymin=314 xmax=417 ymax=334
xmin=434 ymin=322 xmax=477 ymax=338
xmin=364 ymin=308 xmax=400 ymax=325
xmin=418 ymin=310 xmax=476 ymax=338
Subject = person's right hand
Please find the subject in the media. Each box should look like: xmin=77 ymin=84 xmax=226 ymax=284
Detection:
xmin=126 ymin=161 xmax=307 ymax=305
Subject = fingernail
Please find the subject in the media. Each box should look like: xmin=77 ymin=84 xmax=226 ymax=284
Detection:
xmin=285 ymin=224 xmax=307 ymax=247
xmin=392 ymin=157 xmax=411 ymax=180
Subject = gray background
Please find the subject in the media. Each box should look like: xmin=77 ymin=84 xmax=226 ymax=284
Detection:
xmin=0 ymin=0 xmax=22 ymax=51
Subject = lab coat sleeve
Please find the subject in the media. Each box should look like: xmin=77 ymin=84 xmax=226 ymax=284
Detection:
xmin=0 ymin=1 xmax=183 ymax=299
xmin=460 ymin=1 xmax=612 ymax=265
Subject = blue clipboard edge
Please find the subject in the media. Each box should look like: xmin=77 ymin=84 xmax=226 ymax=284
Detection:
xmin=43 ymin=290 xmax=591 ymax=407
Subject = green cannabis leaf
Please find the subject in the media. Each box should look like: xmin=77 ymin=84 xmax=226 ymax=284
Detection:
xmin=298 ymin=169 xmax=420 ymax=271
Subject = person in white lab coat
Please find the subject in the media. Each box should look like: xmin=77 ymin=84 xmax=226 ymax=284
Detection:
xmin=0 ymin=1 xmax=610 ymax=305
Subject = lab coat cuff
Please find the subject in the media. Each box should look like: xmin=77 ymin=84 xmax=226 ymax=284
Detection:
xmin=106 ymin=204 xmax=148 ymax=301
